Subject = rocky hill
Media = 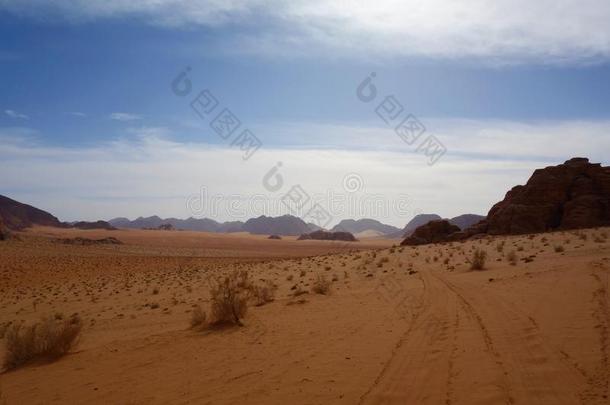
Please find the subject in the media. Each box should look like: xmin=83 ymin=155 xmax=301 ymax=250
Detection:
xmin=0 ymin=194 xmax=62 ymax=230
xmin=468 ymin=157 xmax=610 ymax=235
xmin=401 ymin=220 xmax=461 ymax=246
xmin=401 ymin=214 xmax=442 ymax=236
xmin=243 ymin=215 xmax=312 ymax=236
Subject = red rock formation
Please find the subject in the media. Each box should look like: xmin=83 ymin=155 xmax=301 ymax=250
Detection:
xmin=401 ymin=220 xmax=461 ymax=246
xmin=469 ymin=158 xmax=610 ymax=235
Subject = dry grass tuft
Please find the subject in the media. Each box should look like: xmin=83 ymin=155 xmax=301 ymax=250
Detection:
xmin=469 ymin=248 xmax=488 ymax=271
xmin=3 ymin=313 xmax=82 ymax=371
xmin=312 ymin=274 xmax=331 ymax=295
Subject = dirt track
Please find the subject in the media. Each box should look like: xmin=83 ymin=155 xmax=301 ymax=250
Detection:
xmin=360 ymin=265 xmax=608 ymax=404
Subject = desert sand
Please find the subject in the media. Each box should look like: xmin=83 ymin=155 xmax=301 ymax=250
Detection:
xmin=1 ymin=227 xmax=609 ymax=404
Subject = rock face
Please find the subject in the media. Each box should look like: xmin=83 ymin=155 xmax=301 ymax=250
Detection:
xmin=470 ymin=158 xmax=610 ymax=235
xmin=401 ymin=220 xmax=461 ymax=246
xmin=297 ymin=230 xmax=357 ymax=242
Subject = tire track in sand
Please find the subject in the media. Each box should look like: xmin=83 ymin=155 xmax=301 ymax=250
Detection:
xmin=360 ymin=269 xmax=513 ymax=405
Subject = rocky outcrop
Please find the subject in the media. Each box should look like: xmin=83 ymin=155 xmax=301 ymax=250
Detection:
xmin=72 ymin=220 xmax=117 ymax=230
xmin=467 ymin=158 xmax=610 ymax=235
xmin=57 ymin=237 xmax=123 ymax=246
xmin=401 ymin=220 xmax=461 ymax=246
xmin=400 ymin=214 xmax=442 ymax=237
xmin=297 ymin=230 xmax=357 ymax=242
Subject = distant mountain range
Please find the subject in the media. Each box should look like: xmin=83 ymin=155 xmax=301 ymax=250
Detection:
xmin=108 ymin=214 xmax=322 ymax=236
xmin=109 ymin=213 xmax=484 ymax=238
xmin=0 ymin=192 xmax=484 ymax=239
xmin=109 ymin=216 xmax=234 ymax=232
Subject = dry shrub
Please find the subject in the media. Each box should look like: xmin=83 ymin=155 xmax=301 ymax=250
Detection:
xmin=209 ymin=271 xmax=249 ymax=326
xmin=248 ymin=281 xmax=277 ymax=306
xmin=190 ymin=305 xmax=207 ymax=329
xmin=554 ymin=245 xmax=565 ymax=253
xmin=312 ymin=274 xmax=331 ymax=295
xmin=4 ymin=314 xmax=82 ymax=371
xmin=469 ymin=249 xmax=487 ymax=271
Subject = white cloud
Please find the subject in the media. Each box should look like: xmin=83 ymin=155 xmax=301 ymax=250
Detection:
xmin=67 ymin=111 xmax=87 ymax=117
xmin=254 ymin=118 xmax=610 ymax=164
xmin=2 ymin=0 xmax=610 ymax=64
xmin=0 ymin=119 xmax=608 ymax=225
xmin=109 ymin=112 xmax=142 ymax=121
xmin=4 ymin=109 xmax=29 ymax=120
xmin=126 ymin=126 xmax=172 ymax=138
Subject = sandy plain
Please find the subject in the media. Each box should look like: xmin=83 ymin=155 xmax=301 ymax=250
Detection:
xmin=0 ymin=226 xmax=609 ymax=404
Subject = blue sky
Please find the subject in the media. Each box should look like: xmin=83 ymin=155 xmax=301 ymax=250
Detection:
xmin=1 ymin=1 xmax=610 ymax=226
